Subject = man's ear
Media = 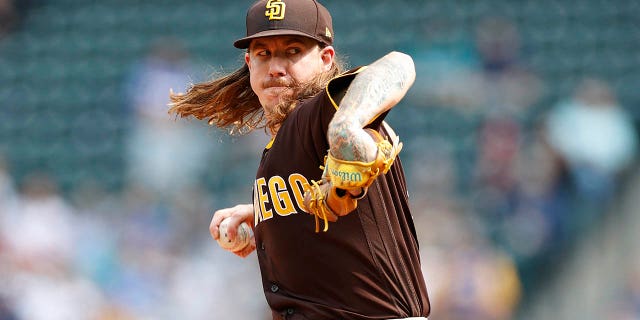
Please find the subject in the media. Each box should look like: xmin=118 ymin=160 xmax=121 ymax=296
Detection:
xmin=320 ymin=46 xmax=335 ymax=71
xmin=245 ymin=52 xmax=251 ymax=70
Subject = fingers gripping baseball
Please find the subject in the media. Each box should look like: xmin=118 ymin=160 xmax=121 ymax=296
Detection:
xmin=210 ymin=204 xmax=256 ymax=257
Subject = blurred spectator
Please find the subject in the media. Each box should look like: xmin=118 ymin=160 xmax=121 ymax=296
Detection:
xmin=545 ymin=77 xmax=638 ymax=211
xmin=0 ymin=0 xmax=18 ymax=39
xmin=414 ymin=196 xmax=522 ymax=320
xmin=466 ymin=17 xmax=549 ymax=265
xmin=470 ymin=16 xmax=544 ymax=198
xmin=1 ymin=171 xmax=107 ymax=320
xmin=409 ymin=16 xmax=543 ymax=117
xmin=167 ymin=243 xmax=270 ymax=319
xmin=106 ymin=184 xmax=177 ymax=318
xmin=473 ymin=115 xmax=522 ymax=208
xmin=496 ymin=128 xmax=573 ymax=294
xmin=0 ymin=0 xmax=35 ymax=39
xmin=2 ymin=172 xmax=76 ymax=270
xmin=123 ymin=37 xmax=216 ymax=199
xmin=406 ymin=17 xmax=477 ymax=111
xmin=471 ymin=16 xmax=543 ymax=116
xmin=408 ymin=15 xmax=545 ymax=209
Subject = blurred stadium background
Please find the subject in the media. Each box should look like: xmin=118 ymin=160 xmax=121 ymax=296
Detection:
xmin=1 ymin=0 xmax=640 ymax=319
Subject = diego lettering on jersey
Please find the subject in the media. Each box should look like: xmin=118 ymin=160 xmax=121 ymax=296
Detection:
xmin=253 ymin=173 xmax=309 ymax=225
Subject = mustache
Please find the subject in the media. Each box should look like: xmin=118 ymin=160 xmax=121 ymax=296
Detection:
xmin=263 ymin=78 xmax=297 ymax=88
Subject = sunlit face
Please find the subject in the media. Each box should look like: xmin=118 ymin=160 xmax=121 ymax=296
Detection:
xmin=245 ymin=36 xmax=335 ymax=112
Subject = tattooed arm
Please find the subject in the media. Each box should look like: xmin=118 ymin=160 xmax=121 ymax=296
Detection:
xmin=327 ymin=51 xmax=415 ymax=163
xmin=300 ymin=52 xmax=415 ymax=223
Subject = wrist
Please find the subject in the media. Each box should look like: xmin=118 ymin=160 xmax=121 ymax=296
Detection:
xmin=327 ymin=123 xmax=377 ymax=162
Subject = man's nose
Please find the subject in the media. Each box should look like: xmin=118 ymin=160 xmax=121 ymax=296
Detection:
xmin=268 ymin=56 xmax=287 ymax=77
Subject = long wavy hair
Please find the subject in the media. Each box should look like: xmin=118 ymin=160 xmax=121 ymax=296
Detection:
xmin=169 ymin=48 xmax=344 ymax=135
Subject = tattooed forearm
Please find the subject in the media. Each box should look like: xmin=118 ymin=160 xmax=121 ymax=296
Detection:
xmin=328 ymin=51 xmax=415 ymax=162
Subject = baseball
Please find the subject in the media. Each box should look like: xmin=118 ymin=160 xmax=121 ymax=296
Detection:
xmin=217 ymin=218 xmax=253 ymax=252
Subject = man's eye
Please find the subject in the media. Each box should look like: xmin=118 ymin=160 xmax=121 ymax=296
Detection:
xmin=286 ymin=48 xmax=301 ymax=55
xmin=257 ymin=50 xmax=269 ymax=57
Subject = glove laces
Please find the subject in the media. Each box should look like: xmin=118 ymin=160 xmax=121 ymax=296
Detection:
xmin=308 ymin=179 xmax=332 ymax=232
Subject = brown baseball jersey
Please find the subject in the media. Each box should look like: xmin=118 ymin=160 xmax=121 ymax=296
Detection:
xmin=252 ymin=67 xmax=430 ymax=320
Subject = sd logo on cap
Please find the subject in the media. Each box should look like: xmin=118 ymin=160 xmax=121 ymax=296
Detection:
xmin=234 ymin=0 xmax=334 ymax=49
xmin=265 ymin=0 xmax=286 ymax=20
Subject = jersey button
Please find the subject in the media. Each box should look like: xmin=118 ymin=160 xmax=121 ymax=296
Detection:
xmin=260 ymin=242 xmax=265 ymax=250
xmin=270 ymin=284 xmax=279 ymax=293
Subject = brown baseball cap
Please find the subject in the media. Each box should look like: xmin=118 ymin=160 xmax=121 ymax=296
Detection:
xmin=234 ymin=0 xmax=334 ymax=49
